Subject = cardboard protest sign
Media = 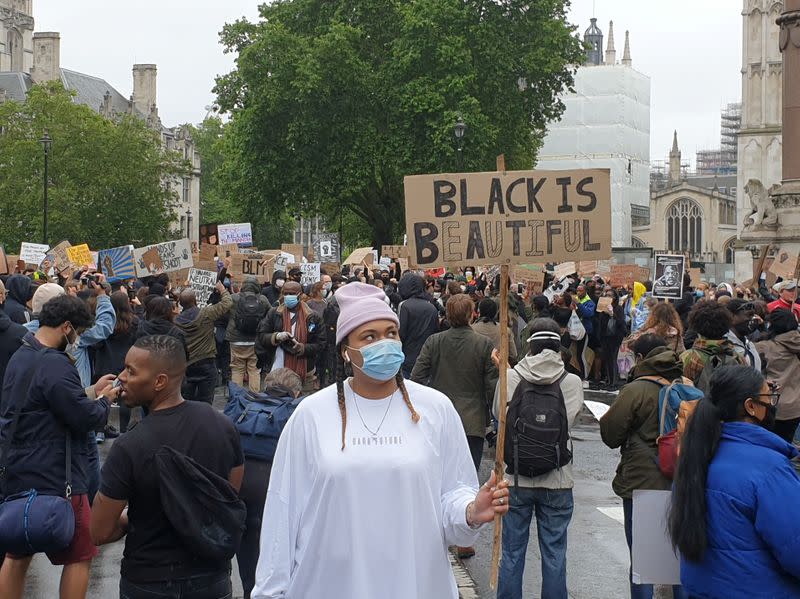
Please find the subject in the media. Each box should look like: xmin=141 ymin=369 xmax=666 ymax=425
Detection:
xmin=218 ymin=223 xmax=253 ymax=246
xmin=300 ymin=263 xmax=321 ymax=286
xmin=6 ymin=255 xmax=18 ymax=274
xmin=769 ymin=249 xmax=798 ymax=280
xmin=344 ymin=247 xmax=374 ymax=266
xmin=577 ymin=260 xmax=598 ymax=277
xmin=597 ymin=296 xmax=613 ymax=313
xmin=513 ymin=265 xmax=546 ymax=296
xmin=218 ymin=243 xmax=239 ymax=258
xmin=188 ymin=268 xmax=218 ymax=308
xmin=281 ymin=244 xmax=305 ymax=264
xmin=133 ymin=239 xmax=193 ymax=277
xmin=553 ymin=261 xmax=577 ymax=281
xmin=230 ymin=253 xmax=276 ymax=280
xmin=608 ymin=264 xmax=651 ymax=287
xmin=19 ymin=242 xmax=49 ymax=266
xmin=44 ymin=241 xmax=73 ymax=274
xmin=381 ymin=245 xmax=408 ymax=260
xmin=403 ymin=168 xmax=611 ymax=267
xmin=397 ymin=258 xmax=409 ymax=273
xmin=0 ymin=246 xmax=7 ymax=275
xmin=98 ymin=246 xmax=136 ymax=283
xmin=199 ymin=244 xmax=217 ymax=261
xmin=652 ymin=255 xmax=686 ymax=300
xmin=274 ymin=252 xmax=295 ymax=272
xmin=688 ymin=267 xmax=703 ymax=287
xmin=313 ymin=233 xmax=340 ymax=263
xmin=199 ymin=223 xmax=218 ymax=245
xmin=66 ymin=244 xmax=94 ymax=268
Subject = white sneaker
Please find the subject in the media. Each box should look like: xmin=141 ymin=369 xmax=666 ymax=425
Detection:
xmin=582 ymin=381 xmax=590 ymax=389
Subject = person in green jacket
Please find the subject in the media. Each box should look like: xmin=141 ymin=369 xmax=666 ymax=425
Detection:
xmin=599 ymin=334 xmax=686 ymax=599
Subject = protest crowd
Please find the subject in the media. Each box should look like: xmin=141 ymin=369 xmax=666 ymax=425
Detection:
xmin=0 ymin=236 xmax=800 ymax=599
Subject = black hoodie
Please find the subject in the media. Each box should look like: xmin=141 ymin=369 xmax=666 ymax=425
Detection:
xmin=397 ymin=273 xmax=439 ymax=374
xmin=4 ymin=275 xmax=33 ymax=324
xmin=262 ymin=270 xmax=286 ymax=307
xmin=0 ymin=311 xmax=27 ymax=385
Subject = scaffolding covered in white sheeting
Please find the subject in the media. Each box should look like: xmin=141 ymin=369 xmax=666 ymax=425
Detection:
xmin=536 ymin=64 xmax=651 ymax=247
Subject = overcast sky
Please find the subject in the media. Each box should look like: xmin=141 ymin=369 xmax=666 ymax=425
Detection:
xmin=35 ymin=0 xmax=742 ymax=166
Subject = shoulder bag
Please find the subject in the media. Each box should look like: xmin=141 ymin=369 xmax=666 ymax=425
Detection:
xmin=0 ymin=349 xmax=75 ymax=555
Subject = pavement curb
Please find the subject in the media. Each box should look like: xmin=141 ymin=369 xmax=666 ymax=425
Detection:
xmin=450 ymin=550 xmax=481 ymax=599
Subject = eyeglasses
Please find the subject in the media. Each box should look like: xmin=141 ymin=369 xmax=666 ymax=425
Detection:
xmin=733 ymin=302 xmax=756 ymax=313
xmin=752 ymin=383 xmax=781 ymax=406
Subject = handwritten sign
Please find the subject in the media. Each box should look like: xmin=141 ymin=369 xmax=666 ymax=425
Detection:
xmin=769 ymin=250 xmax=798 ymax=280
xmin=344 ymin=247 xmax=375 ymax=266
xmin=597 ymin=296 xmax=613 ymax=313
xmin=66 ymin=244 xmax=94 ymax=268
xmin=43 ymin=240 xmax=73 ymax=274
xmin=553 ymin=261 xmax=577 ymax=281
xmin=188 ymin=268 xmax=217 ymax=308
xmin=382 ymin=245 xmax=408 ymax=260
xmin=217 ymin=223 xmax=253 ymax=246
xmin=133 ymin=239 xmax=193 ymax=277
xmin=19 ymin=242 xmax=49 ymax=266
xmin=230 ymin=253 xmax=276 ymax=280
xmin=403 ymin=168 xmax=611 ymax=267
xmin=608 ymin=264 xmax=651 ymax=287
xmin=98 ymin=245 xmax=136 ymax=283
xmin=514 ymin=265 xmax=546 ymax=296
xmin=281 ymin=244 xmax=305 ymax=264
xmin=313 ymin=233 xmax=340 ymax=263
xmin=300 ymin=263 xmax=321 ymax=286
xmin=199 ymin=244 xmax=217 ymax=261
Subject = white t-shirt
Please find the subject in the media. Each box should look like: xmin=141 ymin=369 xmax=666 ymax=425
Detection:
xmin=252 ymin=379 xmax=482 ymax=599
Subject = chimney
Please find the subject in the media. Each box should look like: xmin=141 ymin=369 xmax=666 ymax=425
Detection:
xmin=132 ymin=64 xmax=157 ymax=116
xmin=31 ymin=32 xmax=61 ymax=85
xmin=605 ymin=21 xmax=616 ymax=65
xmin=622 ymin=31 xmax=632 ymax=67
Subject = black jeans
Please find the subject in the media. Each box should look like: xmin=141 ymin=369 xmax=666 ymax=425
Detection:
xmin=120 ymin=571 xmax=231 ymax=599
xmin=216 ymin=338 xmax=231 ymax=385
xmin=467 ymin=435 xmax=484 ymax=473
xmin=773 ymin=418 xmax=800 ymax=443
xmin=182 ymin=359 xmax=218 ymax=404
xmin=236 ymin=459 xmax=273 ymax=599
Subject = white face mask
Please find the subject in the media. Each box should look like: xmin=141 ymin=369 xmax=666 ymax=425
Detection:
xmin=275 ymin=279 xmax=285 ymax=289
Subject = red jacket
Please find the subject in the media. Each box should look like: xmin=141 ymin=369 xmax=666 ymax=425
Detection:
xmin=767 ymin=298 xmax=800 ymax=320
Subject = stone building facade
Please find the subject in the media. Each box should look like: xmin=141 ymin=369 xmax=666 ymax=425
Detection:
xmin=735 ymin=0 xmax=784 ymax=279
xmin=0 ymin=0 xmax=200 ymax=243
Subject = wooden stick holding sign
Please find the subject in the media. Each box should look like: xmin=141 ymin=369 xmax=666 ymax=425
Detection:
xmin=491 ymin=154 xmax=510 ymax=591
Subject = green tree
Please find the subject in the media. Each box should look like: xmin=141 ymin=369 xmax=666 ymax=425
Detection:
xmin=215 ymin=0 xmax=584 ymax=248
xmin=188 ymin=116 xmax=295 ymax=249
xmin=0 ymin=82 xmax=188 ymax=250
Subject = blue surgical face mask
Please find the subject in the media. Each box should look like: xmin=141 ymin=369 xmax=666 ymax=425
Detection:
xmin=284 ymin=295 xmax=299 ymax=309
xmin=346 ymin=338 xmax=405 ymax=382
xmin=695 ymin=290 xmax=704 ymax=298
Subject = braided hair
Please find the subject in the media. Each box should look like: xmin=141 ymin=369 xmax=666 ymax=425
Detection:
xmin=335 ymin=343 xmax=420 ymax=451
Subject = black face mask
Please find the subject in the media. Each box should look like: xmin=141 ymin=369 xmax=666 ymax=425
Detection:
xmin=735 ymin=318 xmax=757 ymax=336
xmin=759 ymin=404 xmax=777 ymax=431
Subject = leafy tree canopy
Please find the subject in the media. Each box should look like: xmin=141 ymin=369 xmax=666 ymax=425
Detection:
xmin=0 ymin=82 xmax=188 ymax=251
xmin=215 ymin=0 xmax=584 ymax=248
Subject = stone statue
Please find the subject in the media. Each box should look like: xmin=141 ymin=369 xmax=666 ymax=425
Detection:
xmin=744 ymin=179 xmax=780 ymax=227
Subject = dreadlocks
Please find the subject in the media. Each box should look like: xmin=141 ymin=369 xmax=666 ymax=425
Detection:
xmin=335 ymin=344 xmax=420 ymax=450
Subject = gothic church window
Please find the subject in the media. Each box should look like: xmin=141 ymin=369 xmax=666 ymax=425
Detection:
xmin=666 ymin=198 xmax=703 ymax=257
xmin=718 ymin=201 xmax=736 ymax=225
xmin=7 ymin=28 xmax=23 ymax=72
xmin=723 ymin=238 xmax=736 ymax=264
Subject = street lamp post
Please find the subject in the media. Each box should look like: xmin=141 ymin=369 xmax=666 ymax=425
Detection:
xmin=454 ymin=116 xmax=467 ymax=171
xmin=186 ymin=207 xmax=193 ymax=239
xmin=39 ymin=131 xmax=52 ymax=246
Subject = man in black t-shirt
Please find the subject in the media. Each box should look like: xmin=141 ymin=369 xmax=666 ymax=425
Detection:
xmin=90 ymin=335 xmax=244 ymax=599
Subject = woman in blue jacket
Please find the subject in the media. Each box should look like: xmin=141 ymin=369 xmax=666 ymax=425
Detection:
xmin=669 ymin=365 xmax=800 ymax=598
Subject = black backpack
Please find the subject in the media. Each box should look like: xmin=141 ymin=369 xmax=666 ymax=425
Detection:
xmin=153 ymin=445 xmax=246 ymax=561
xmin=234 ymin=293 xmax=266 ymax=335
xmin=504 ymin=372 xmax=571 ymax=486
xmin=694 ymin=348 xmax=740 ymax=395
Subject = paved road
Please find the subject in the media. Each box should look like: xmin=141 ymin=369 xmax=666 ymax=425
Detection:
xmin=25 ymin=395 xmax=634 ymax=598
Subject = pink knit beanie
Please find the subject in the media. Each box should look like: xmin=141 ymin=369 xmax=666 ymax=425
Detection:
xmin=335 ymin=282 xmax=399 ymax=345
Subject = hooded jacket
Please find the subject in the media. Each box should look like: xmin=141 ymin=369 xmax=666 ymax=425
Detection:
xmin=134 ymin=318 xmax=188 ymax=356
xmin=4 ymin=275 xmax=33 ymax=325
xmin=175 ymin=289 xmax=232 ymax=366
xmin=756 ymin=330 xmax=800 ymax=420
xmin=398 ymin=273 xmax=439 ymax=374
xmin=262 ymin=270 xmax=286 ymax=307
xmin=600 ymin=347 xmax=683 ymax=499
xmin=226 ymin=278 xmax=272 ymax=344
xmin=255 ymin=302 xmax=325 ymax=376
xmin=0 ymin=311 xmax=27 ymax=386
xmin=680 ymin=422 xmax=800 ymax=598
xmin=493 ymin=349 xmax=583 ymax=489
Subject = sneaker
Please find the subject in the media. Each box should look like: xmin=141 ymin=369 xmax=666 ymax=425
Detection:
xmin=582 ymin=380 xmax=590 ymax=389
xmin=104 ymin=425 xmax=120 ymax=439
xmin=96 ymin=432 xmax=105 ymax=444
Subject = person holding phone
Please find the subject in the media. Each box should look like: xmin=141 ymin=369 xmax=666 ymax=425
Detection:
xmin=256 ymin=281 xmax=326 ymax=393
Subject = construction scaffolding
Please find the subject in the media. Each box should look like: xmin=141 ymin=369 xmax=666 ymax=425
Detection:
xmin=696 ymin=103 xmax=741 ymax=175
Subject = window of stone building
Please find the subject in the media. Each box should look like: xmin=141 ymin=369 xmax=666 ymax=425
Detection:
xmin=182 ymin=177 xmax=190 ymax=203
xmin=718 ymin=201 xmax=736 ymax=225
xmin=667 ymin=198 xmax=703 ymax=257
xmin=7 ymin=29 xmax=23 ymax=72
xmin=631 ymin=237 xmax=646 ymax=248
xmin=723 ymin=238 xmax=736 ymax=264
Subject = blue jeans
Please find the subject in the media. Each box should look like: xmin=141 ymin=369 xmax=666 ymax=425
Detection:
xmin=623 ymin=498 xmax=688 ymax=599
xmin=497 ymin=487 xmax=573 ymax=599
xmin=120 ymin=571 xmax=231 ymax=599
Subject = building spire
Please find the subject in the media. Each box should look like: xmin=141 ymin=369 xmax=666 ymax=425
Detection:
xmin=671 ymin=130 xmax=679 ymax=154
xmin=669 ymin=131 xmax=682 ymax=185
xmin=622 ymin=30 xmax=632 ymax=66
xmin=605 ymin=21 xmax=616 ymax=65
